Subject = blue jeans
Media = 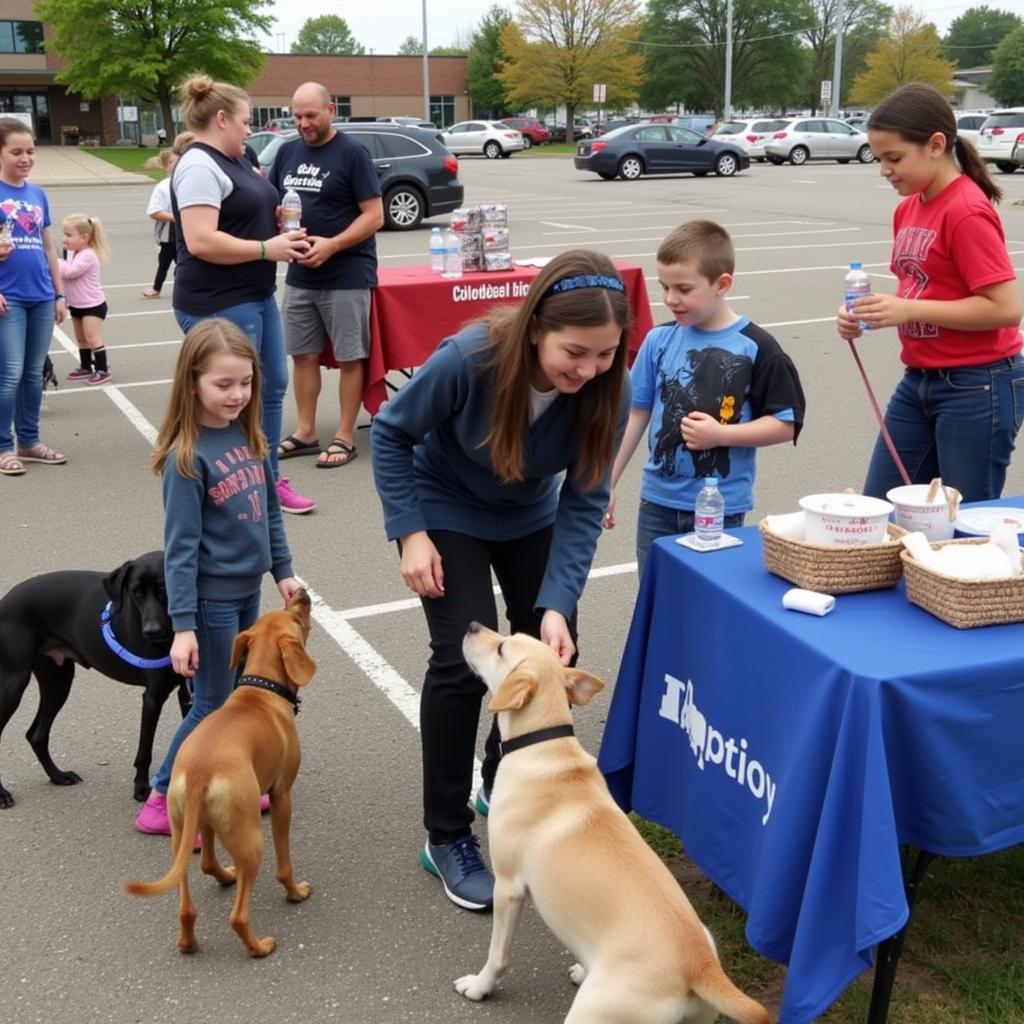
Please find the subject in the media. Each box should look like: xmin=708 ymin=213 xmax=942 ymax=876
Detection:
xmin=0 ymin=299 xmax=55 ymax=452
xmin=863 ymin=357 xmax=1024 ymax=503
xmin=150 ymin=591 xmax=260 ymax=795
xmin=175 ymin=297 xmax=287 ymax=479
xmin=636 ymin=499 xmax=746 ymax=580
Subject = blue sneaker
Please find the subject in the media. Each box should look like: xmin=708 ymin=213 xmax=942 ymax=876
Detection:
xmin=420 ymin=835 xmax=494 ymax=911
xmin=474 ymin=785 xmax=491 ymax=817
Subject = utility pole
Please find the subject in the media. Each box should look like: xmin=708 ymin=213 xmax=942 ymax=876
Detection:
xmin=831 ymin=0 xmax=846 ymax=117
xmin=422 ymin=0 xmax=431 ymax=123
xmin=724 ymin=0 xmax=734 ymax=121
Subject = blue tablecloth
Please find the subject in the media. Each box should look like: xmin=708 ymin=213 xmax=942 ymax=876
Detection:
xmin=598 ymin=515 xmax=1024 ymax=1024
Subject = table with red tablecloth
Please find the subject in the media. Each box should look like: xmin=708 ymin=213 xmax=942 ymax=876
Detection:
xmin=321 ymin=261 xmax=655 ymax=414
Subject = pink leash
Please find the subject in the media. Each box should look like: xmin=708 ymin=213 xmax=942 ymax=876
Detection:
xmin=845 ymin=338 xmax=913 ymax=487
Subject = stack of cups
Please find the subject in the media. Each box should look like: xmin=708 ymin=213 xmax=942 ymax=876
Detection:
xmin=480 ymin=203 xmax=511 ymax=271
xmin=451 ymin=207 xmax=483 ymax=272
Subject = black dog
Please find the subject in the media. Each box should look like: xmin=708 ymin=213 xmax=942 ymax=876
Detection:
xmin=0 ymin=551 xmax=189 ymax=809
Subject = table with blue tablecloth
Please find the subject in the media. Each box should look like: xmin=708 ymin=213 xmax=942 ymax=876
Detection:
xmin=598 ymin=514 xmax=1024 ymax=1023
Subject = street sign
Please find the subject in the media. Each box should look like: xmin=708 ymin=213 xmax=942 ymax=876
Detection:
xmin=593 ymin=83 xmax=606 ymax=103
xmin=820 ymin=80 xmax=832 ymax=102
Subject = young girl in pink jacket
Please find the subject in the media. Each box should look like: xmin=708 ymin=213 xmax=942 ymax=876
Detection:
xmin=59 ymin=213 xmax=111 ymax=385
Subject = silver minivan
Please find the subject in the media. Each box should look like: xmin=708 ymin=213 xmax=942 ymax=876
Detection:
xmin=976 ymin=108 xmax=1024 ymax=172
xmin=765 ymin=117 xmax=874 ymax=165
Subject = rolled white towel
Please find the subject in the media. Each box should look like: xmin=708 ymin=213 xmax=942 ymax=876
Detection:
xmin=902 ymin=530 xmax=1020 ymax=580
xmin=764 ymin=511 xmax=806 ymax=541
xmin=989 ymin=523 xmax=1023 ymax=576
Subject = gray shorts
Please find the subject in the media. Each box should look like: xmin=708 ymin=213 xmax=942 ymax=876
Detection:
xmin=282 ymin=285 xmax=371 ymax=362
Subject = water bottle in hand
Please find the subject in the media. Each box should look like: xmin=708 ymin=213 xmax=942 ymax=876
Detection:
xmin=694 ymin=477 xmax=725 ymax=544
xmin=429 ymin=226 xmax=444 ymax=273
xmin=281 ymin=187 xmax=303 ymax=232
xmin=844 ymin=261 xmax=871 ymax=331
xmin=442 ymin=226 xmax=462 ymax=279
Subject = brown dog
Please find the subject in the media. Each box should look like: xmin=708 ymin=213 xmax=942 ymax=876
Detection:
xmin=458 ymin=624 xmax=773 ymax=1024
xmin=124 ymin=588 xmax=315 ymax=958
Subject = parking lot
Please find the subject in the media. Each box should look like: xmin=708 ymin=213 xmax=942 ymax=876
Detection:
xmin=3 ymin=155 xmax=1024 ymax=1024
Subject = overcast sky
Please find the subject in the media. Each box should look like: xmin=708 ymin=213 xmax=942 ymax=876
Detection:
xmin=260 ymin=0 xmax=1024 ymax=55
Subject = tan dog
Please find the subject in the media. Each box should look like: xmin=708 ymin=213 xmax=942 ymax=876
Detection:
xmin=124 ymin=589 xmax=315 ymax=958
xmin=458 ymin=624 xmax=773 ymax=1024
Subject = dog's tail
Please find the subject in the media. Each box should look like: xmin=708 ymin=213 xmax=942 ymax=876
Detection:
xmin=692 ymin=967 xmax=774 ymax=1024
xmin=123 ymin=792 xmax=201 ymax=898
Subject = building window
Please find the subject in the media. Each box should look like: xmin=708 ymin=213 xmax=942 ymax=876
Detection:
xmin=251 ymin=106 xmax=288 ymax=129
xmin=0 ymin=21 xmax=44 ymax=54
xmin=430 ymin=95 xmax=455 ymax=128
xmin=332 ymin=96 xmax=351 ymax=117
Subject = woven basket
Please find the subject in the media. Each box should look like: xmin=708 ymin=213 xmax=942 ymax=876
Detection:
xmin=900 ymin=539 xmax=1024 ymax=628
xmin=758 ymin=520 xmax=906 ymax=594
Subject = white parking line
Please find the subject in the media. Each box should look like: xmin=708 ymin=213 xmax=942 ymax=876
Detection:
xmin=541 ymin=221 xmax=596 ymax=231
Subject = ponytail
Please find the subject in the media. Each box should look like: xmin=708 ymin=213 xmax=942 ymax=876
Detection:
xmin=954 ymin=137 xmax=1002 ymax=204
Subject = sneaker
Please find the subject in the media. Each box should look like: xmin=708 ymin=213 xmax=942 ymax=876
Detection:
xmin=67 ymin=367 xmax=93 ymax=381
xmin=474 ymin=785 xmax=491 ymax=818
xmin=276 ymin=476 xmax=316 ymax=514
xmin=135 ymin=791 xmax=170 ymax=834
xmin=420 ymin=835 xmax=494 ymax=911
xmin=260 ymin=793 xmax=271 ymax=813
xmin=86 ymin=370 xmax=111 ymax=386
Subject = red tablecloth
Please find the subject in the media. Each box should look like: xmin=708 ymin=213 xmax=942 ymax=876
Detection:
xmin=321 ymin=260 xmax=655 ymax=414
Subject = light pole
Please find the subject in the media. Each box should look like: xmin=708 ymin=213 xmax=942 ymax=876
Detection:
xmin=724 ymin=0 xmax=734 ymax=121
xmin=830 ymin=0 xmax=846 ymax=117
xmin=421 ymin=0 xmax=431 ymax=123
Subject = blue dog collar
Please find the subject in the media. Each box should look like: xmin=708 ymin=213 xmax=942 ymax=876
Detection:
xmin=100 ymin=601 xmax=172 ymax=670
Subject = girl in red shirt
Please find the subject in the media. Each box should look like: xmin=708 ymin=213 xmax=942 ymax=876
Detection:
xmin=837 ymin=83 xmax=1023 ymax=502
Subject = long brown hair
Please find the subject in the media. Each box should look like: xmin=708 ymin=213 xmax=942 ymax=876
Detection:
xmin=0 ymin=117 xmax=33 ymax=149
xmin=152 ymin=319 xmax=266 ymax=479
xmin=481 ymin=250 xmax=631 ymax=489
xmin=868 ymin=83 xmax=1002 ymax=203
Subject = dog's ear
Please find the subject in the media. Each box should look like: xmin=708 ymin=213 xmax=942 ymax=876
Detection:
xmin=229 ymin=629 xmax=253 ymax=669
xmin=564 ymin=668 xmax=604 ymax=707
xmin=101 ymin=558 xmax=134 ymax=612
xmin=488 ymin=668 xmax=537 ymax=712
xmin=279 ymin=635 xmax=316 ymax=687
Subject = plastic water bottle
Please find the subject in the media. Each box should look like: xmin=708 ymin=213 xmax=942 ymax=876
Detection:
xmin=844 ymin=261 xmax=871 ymax=331
xmin=694 ymin=477 xmax=725 ymax=544
xmin=429 ymin=226 xmax=444 ymax=273
xmin=281 ymin=187 xmax=302 ymax=232
xmin=442 ymin=226 xmax=462 ymax=279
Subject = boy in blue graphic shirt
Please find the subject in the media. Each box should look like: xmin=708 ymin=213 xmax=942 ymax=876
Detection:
xmin=606 ymin=219 xmax=806 ymax=577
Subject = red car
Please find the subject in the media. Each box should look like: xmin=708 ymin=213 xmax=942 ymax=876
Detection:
xmin=501 ymin=117 xmax=551 ymax=148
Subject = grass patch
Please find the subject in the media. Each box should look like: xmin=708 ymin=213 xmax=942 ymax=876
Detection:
xmin=631 ymin=815 xmax=1024 ymax=1022
xmin=87 ymin=146 xmax=163 ymax=180
xmin=524 ymin=143 xmax=578 ymax=156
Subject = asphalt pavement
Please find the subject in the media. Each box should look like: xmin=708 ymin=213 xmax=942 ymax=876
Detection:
xmin=2 ymin=153 xmax=1024 ymax=1024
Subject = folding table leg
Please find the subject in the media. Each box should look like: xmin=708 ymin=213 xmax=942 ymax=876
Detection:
xmin=866 ymin=847 xmax=938 ymax=1024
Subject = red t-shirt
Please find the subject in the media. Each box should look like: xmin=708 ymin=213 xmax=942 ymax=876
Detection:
xmin=890 ymin=174 xmax=1020 ymax=368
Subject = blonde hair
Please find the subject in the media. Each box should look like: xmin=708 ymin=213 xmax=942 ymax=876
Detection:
xmin=179 ymin=75 xmax=248 ymax=132
xmin=152 ymin=319 xmax=267 ymax=479
xmin=144 ymin=148 xmax=175 ymax=171
xmin=63 ymin=213 xmax=110 ymax=262
xmin=171 ymin=130 xmax=195 ymax=155
xmin=657 ymin=220 xmax=735 ymax=281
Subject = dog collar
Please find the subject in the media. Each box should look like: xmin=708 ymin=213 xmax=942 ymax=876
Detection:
xmin=499 ymin=724 xmax=574 ymax=756
xmin=100 ymin=601 xmax=172 ymax=670
xmin=236 ymin=674 xmax=301 ymax=715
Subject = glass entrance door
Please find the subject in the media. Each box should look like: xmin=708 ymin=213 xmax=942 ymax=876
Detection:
xmin=0 ymin=91 xmax=51 ymax=143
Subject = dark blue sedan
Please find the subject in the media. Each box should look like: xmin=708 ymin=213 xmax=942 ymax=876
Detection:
xmin=574 ymin=123 xmax=749 ymax=180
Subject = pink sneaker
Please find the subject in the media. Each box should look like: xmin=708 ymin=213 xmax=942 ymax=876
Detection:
xmin=260 ymin=793 xmax=271 ymax=813
xmin=67 ymin=367 xmax=93 ymax=381
xmin=276 ymin=476 xmax=316 ymax=514
xmin=135 ymin=791 xmax=170 ymax=834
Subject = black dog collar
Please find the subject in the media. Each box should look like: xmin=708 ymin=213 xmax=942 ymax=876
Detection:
xmin=236 ymin=674 xmax=301 ymax=715
xmin=100 ymin=601 xmax=172 ymax=670
xmin=499 ymin=724 xmax=574 ymax=756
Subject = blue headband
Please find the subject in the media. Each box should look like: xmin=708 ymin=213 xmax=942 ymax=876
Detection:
xmin=543 ymin=274 xmax=626 ymax=300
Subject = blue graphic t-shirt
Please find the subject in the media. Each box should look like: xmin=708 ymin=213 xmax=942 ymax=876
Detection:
xmin=0 ymin=180 xmax=54 ymax=303
xmin=631 ymin=317 xmax=805 ymax=512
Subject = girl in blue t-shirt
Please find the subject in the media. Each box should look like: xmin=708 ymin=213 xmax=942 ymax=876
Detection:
xmin=0 ymin=118 xmax=67 ymax=476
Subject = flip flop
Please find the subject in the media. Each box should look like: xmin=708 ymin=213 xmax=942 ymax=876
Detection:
xmin=0 ymin=452 xmax=25 ymax=476
xmin=316 ymin=437 xmax=357 ymax=469
xmin=277 ymin=434 xmax=321 ymax=460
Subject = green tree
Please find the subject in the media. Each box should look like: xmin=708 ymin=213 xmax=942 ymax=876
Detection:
xmin=639 ymin=0 xmax=811 ymax=118
xmin=849 ymin=6 xmax=956 ymax=105
xmin=36 ymin=0 xmax=270 ymax=139
xmin=398 ymin=35 xmax=423 ymax=55
xmin=941 ymin=6 xmax=1022 ymax=68
xmin=498 ymin=0 xmax=645 ymax=138
xmin=466 ymin=5 xmax=514 ymax=117
xmin=291 ymin=14 xmax=365 ymax=55
xmin=988 ymin=25 xmax=1024 ymax=105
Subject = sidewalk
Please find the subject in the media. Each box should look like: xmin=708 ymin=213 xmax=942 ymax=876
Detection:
xmin=29 ymin=146 xmax=152 ymax=186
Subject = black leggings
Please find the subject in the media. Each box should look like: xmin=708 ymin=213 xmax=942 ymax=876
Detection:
xmin=152 ymin=241 xmax=175 ymax=292
xmin=415 ymin=527 xmax=577 ymax=844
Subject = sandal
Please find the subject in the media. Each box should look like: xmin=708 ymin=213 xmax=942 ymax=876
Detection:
xmin=316 ymin=437 xmax=357 ymax=469
xmin=141 ymin=288 xmax=161 ymax=299
xmin=278 ymin=433 xmax=321 ymax=460
xmin=0 ymin=451 xmax=25 ymax=476
xmin=17 ymin=442 xmax=67 ymax=465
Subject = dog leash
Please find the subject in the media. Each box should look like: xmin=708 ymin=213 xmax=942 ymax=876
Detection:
xmin=100 ymin=602 xmax=172 ymax=670
xmin=237 ymin=674 xmax=301 ymax=715
xmin=845 ymin=338 xmax=912 ymax=487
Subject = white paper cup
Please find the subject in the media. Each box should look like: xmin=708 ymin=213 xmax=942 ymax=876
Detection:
xmin=886 ymin=484 xmax=960 ymax=541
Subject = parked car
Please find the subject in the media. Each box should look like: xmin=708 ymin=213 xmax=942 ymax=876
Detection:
xmin=245 ymin=131 xmax=280 ymax=159
xmin=598 ymin=117 xmax=642 ymax=135
xmin=574 ymin=123 xmax=749 ymax=180
xmin=954 ymin=111 xmax=990 ymax=149
xmin=262 ymin=117 xmax=295 ymax=132
xmin=764 ymin=117 xmax=874 ymax=165
xmin=258 ymin=124 xmax=463 ymax=231
xmin=1013 ymin=135 xmax=1024 ymax=170
xmin=976 ymin=108 xmax=1024 ymax=172
xmin=711 ymin=118 xmax=788 ymax=160
xmin=673 ymin=114 xmax=717 ymax=136
xmin=376 ymin=116 xmax=437 ymax=130
xmin=500 ymin=116 xmax=551 ymax=148
xmin=441 ymin=120 xmax=525 ymax=159
xmin=844 ymin=116 xmax=868 ymax=131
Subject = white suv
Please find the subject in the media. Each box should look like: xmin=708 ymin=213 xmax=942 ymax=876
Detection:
xmin=976 ymin=108 xmax=1024 ymax=173
xmin=954 ymin=111 xmax=990 ymax=149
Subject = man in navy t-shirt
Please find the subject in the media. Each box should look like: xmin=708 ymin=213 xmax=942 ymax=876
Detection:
xmin=269 ymin=82 xmax=384 ymax=471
